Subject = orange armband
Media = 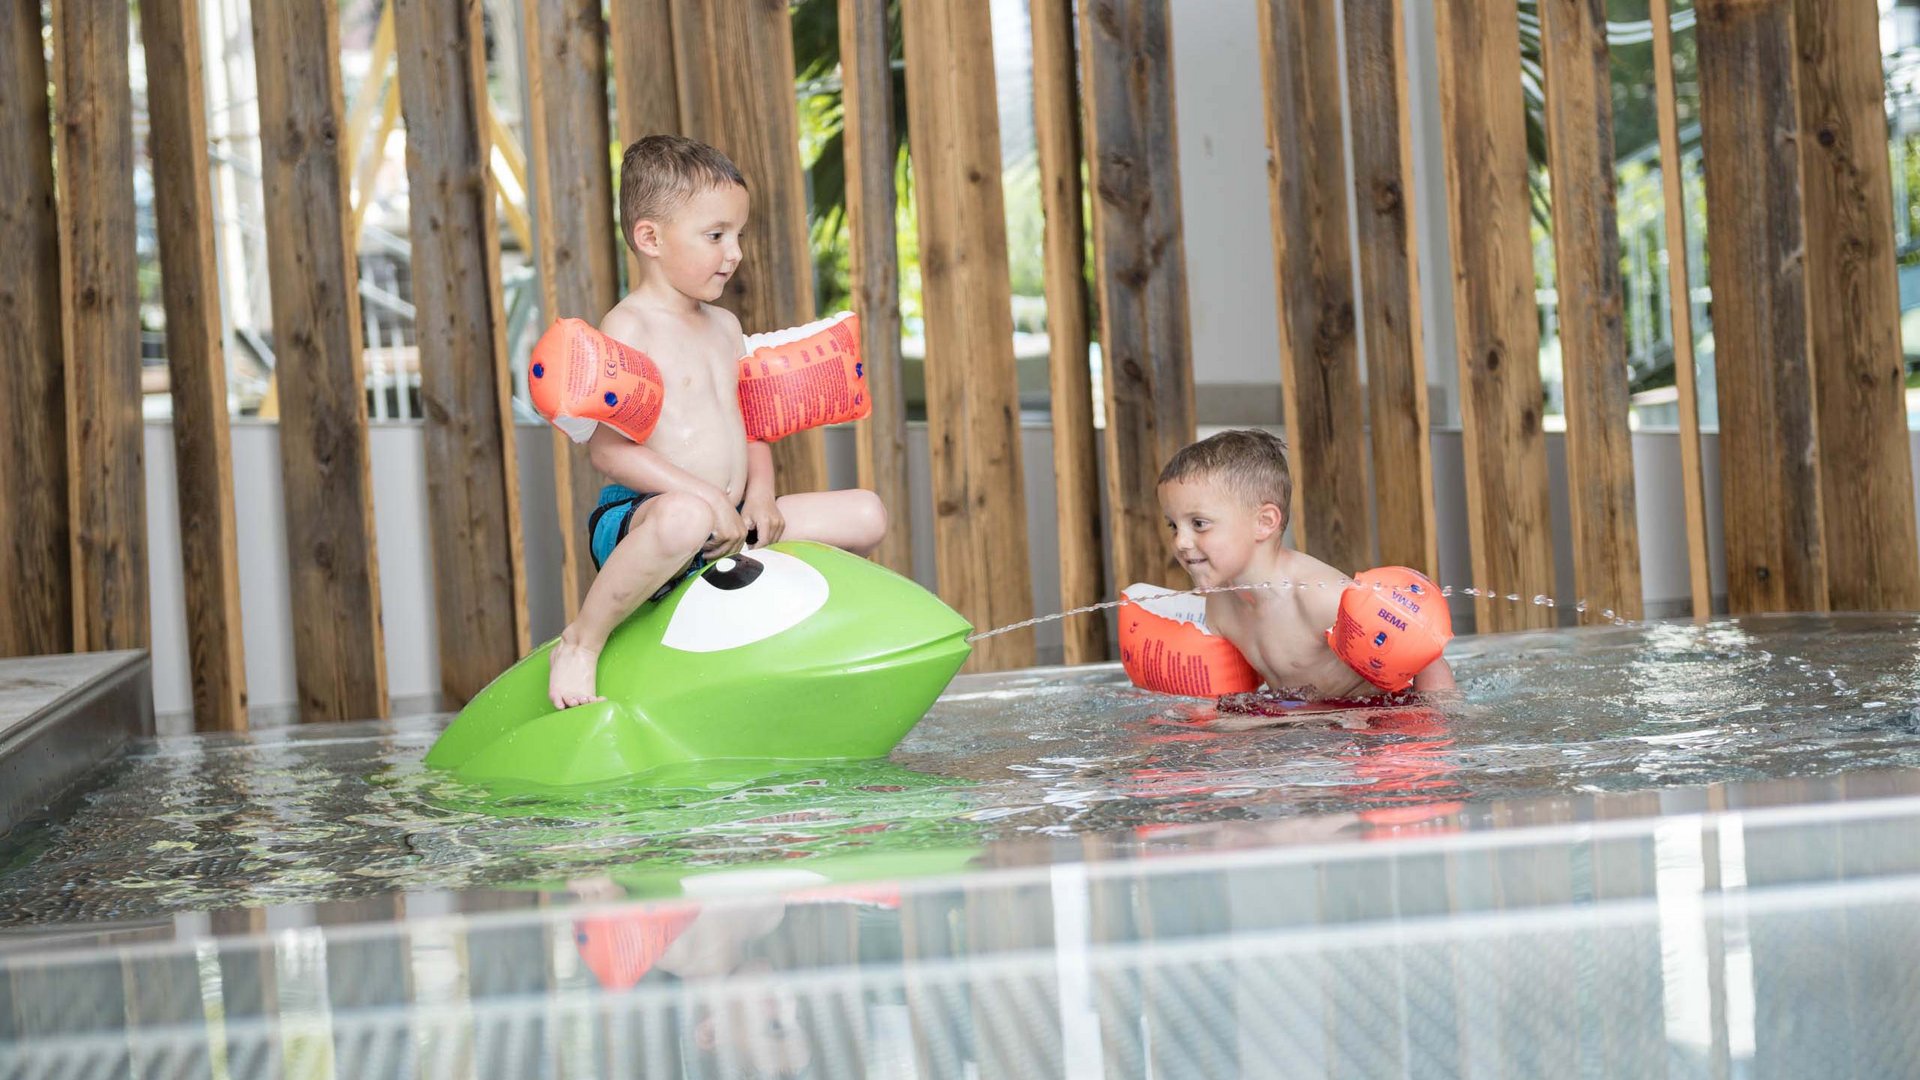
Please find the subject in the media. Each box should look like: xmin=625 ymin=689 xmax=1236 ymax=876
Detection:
xmin=737 ymin=311 xmax=870 ymax=441
xmin=1118 ymin=584 xmax=1261 ymax=697
xmin=527 ymin=318 xmax=666 ymax=445
xmin=1324 ymin=567 xmax=1452 ymax=692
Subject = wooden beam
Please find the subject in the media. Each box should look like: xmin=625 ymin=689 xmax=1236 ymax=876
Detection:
xmin=1793 ymin=0 xmax=1920 ymax=610
xmin=1538 ymin=0 xmax=1643 ymax=622
xmin=1030 ymin=0 xmax=1106 ymax=662
xmin=1341 ymin=0 xmax=1438 ymax=579
xmin=141 ymin=0 xmax=249 ymax=729
xmin=1650 ymin=0 xmax=1713 ymax=619
xmin=523 ymin=0 xmax=622 ymax=619
xmin=840 ymin=0 xmax=915 ymax=578
xmin=901 ymin=0 xmax=1035 ymax=668
xmin=1695 ymin=0 xmax=1827 ymax=612
xmin=668 ymin=0 xmax=828 ymax=496
xmin=0 ymin=0 xmax=71 ymax=657
xmin=607 ymin=0 xmax=679 ymax=292
xmin=1257 ymin=0 xmax=1371 ymax=574
xmin=1431 ymin=0 xmax=1555 ymax=632
xmin=1081 ymin=0 xmax=1195 ymax=592
xmin=51 ymin=0 xmax=147 ymax=651
xmin=251 ymin=0 xmax=389 ymax=720
xmin=393 ymin=0 xmax=530 ymax=703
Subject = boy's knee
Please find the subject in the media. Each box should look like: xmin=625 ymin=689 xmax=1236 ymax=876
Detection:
xmin=643 ymin=491 xmax=713 ymax=554
xmin=854 ymin=490 xmax=888 ymax=547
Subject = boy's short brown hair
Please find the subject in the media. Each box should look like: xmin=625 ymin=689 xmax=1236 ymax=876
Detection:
xmin=1159 ymin=429 xmax=1293 ymax=519
xmin=618 ymin=135 xmax=747 ymax=253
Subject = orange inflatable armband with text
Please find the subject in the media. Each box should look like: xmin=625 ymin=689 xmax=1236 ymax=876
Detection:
xmin=1119 ymin=584 xmax=1262 ymax=697
xmin=1325 ymin=566 xmax=1452 ymax=692
xmin=527 ymin=318 xmax=666 ymax=445
xmin=737 ymin=311 xmax=870 ymax=441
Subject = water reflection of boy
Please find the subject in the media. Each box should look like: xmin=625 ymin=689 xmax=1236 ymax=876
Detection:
xmin=1128 ymin=699 xmax=1467 ymax=837
xmin=569 ymin=890 xmax=812 ymax=1076
xmin=567 ymin=879 xmax=907 ymax=1076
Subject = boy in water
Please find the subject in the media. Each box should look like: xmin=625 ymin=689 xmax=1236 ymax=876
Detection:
xmin=547 ymin=135 xmax=888 ymax=709
xmin=1157 ymin=429 xmax=1455 ymax=700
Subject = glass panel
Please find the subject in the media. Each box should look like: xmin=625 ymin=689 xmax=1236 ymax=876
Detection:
xmin=798 ymin=0 xmax=1053 ymax=422
xmin=1883 ymin=0 xmax=1920 ymax=426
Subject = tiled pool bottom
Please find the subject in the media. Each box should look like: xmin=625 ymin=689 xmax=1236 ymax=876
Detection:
xmin=6 ymin=789 xmax=1920 ymax=1078
xmin=8 ymin=614 xmax=1920 ymax=926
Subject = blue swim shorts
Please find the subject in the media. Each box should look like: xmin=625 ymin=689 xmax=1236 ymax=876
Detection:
xmin=586 ymin=485 xmax=750 ymax=604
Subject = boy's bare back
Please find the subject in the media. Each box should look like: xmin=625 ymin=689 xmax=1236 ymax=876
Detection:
xmin=591 ymin=294 xmax=750 ymax=503
xmin=1206 ymin=548 xmax=1375 ymax=700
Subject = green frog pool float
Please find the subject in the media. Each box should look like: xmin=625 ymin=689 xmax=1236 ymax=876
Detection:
xmin=426 ymin=542 xmax=973 ymax=787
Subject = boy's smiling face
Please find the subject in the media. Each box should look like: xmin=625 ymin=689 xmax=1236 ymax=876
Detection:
xmin=1158 ymin=473 xmax=1284 ymax=587
xmin=632 ymin=182 xmax=750 ymax=303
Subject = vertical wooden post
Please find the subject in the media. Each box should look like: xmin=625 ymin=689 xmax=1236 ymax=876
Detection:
xmin=900 ymin=0 xmax=1036 ymax=668
xmin=0 ymin=0 xmax=72 ymax=657
xmin=1341 ymin=0 xmax=1438 ymax=579
xmin=1030 ymin=0 xmax=1107 ymax=662
xmin=608 ymin=0 xmax=680 ymax=291
xmin=1082 ymin=0 xmax=1195 ymax=592
xmin=1431 ymin=0 xmax=1555 ymax=632
xmin=1257 ymin=0 xmax=1371 ymax=574
xmin=524 ymin=0 xmax=622 ymax=620
xmin=1793 ymin=0 xmax=1920 ymax=610
xmin=1695 ymin=0 xmax=1828 ymax=613
xmin=393 ymin=0 xmax=530 ymax=703
xmin=1538 ymin=0 xmax=1643 ymax=622
xmin=840 ymin=0 xmax=915 ymax=578
xmin=142 ymin=0 xmax=250 ymax=729
xmin=669 ymin=0 xmax=828 ymax=496
xmin=252 ymin=0 xmax=390 ymax=720
xmin=1650 ymin=0 xmax=1714 ymax=619
xmin=51 ymin=0 xmax=147 ymax=651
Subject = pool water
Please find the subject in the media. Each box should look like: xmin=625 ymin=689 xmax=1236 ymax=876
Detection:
xmin=5 ymin=614 xmax=1920 ymax=927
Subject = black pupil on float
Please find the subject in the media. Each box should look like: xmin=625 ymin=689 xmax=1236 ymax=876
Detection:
xmin=703 ymin=555 xmax=765 ymax=591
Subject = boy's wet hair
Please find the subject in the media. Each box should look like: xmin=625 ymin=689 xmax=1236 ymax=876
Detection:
xmin=1158 ymin=429 xmax=1292 ymax=516
xmin=619 ymin=135 xmax=747 ymax=253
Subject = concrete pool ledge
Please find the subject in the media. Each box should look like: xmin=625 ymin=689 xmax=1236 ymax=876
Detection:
xmin=0 ymin=651 xmax=151 ymax=838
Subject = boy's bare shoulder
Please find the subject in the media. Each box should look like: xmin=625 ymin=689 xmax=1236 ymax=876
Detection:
xmin=597 ymin=293 xmax=653 ymax=349
xmin=702 ymin=302 xmax=743 ymax=337
xmin=1277 ymin=549 xmax=1350 ymax=626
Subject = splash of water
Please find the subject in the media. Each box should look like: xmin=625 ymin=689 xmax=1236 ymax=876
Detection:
xmin=965 ymin=575 xmax=1632 ymax=644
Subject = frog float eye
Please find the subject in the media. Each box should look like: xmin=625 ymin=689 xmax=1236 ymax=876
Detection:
xmin=660 ymin=548 xmax=830 ymax=653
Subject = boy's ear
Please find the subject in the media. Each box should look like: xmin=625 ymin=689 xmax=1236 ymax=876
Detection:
xmin=1254 ymin=500 xmax=1285 ymax=540
xmin=632 ymin=218 xmax=662 ymax=258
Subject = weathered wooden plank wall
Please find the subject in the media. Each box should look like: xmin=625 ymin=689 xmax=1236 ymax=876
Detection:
xmin=51 ymin=0 xmax=147 ymax=652
xmin=669 ymin=0 xmax=828 ymax=495
xmin=252 ymin=0 xmax=390 ymax=719
xmin=393 ymin=0 xmax=530 ymax=703
xmin=1695 ymin=0 xmax=1828 ymax=613
xmin=1340 ymin=0 xmax=1438 ymax=579
xmin=141 ymin=0 xmax=249 ymax=728
xmin=1082 ymin=0 xmax=1195 ymax=592
xmin=0 ymin=0 xmax=72 ymax=658
xmin=1793 ymin=0 xmax=1920 ymax=610
xmin=525 ymin=0 xmax=622 ymax=620
xmin=839 ymin=0 xmax=914 ymax=579
xmin=1649 ymin=0 xmax=1714 ymax=618
xmin=1257 ymin=0 xmax=1371 ymax=574
xmin=1431 ymin=0 xmax=1555 ymax=632
xmin=1538 ymin=0 xmax=1643 ymax=622
xmin=1030 ymin=0 xmax=1107 ymax=663
xmin=608 ymin=0 xmax=679 ymax=291
xmin=900 ymin=0 xmax=1036 ymax=669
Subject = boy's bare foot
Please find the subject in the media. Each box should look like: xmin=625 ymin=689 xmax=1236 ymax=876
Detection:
xmin=547 ymin=639 xmax=606 ymax=709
